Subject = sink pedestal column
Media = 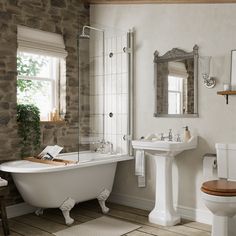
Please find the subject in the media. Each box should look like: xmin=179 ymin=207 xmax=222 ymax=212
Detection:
xmin=149 ymin=154 xmax=180 ymax=226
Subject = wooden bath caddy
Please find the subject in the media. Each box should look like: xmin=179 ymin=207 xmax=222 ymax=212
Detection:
xmin=24 ymin=157 xmax=78 ymax=166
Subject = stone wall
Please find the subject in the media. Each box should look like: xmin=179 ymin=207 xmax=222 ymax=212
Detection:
xmin=155 ymin=62 xmax=169 ymax=114
xmin=185 ymin=58 xmax=194 ymax=114
xmin=0 ymin=0 xmax=89 ymax=204
xmin=78 ymin=36 xmax=90 ymax=151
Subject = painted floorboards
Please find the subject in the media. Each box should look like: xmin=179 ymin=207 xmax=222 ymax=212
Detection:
xmin=0 ymin=201 xmax=211 ymax=236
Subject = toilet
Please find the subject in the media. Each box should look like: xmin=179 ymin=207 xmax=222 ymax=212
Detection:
xmin=201 ymin=143 xmax=236 ymax=236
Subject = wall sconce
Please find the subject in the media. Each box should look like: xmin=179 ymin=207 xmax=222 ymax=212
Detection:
xmin=200 ymin=56 xmax=216 ymax=89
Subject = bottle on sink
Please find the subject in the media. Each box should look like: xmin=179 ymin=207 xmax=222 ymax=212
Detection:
xmin=183 ymin=126 xmax=191 ymax=142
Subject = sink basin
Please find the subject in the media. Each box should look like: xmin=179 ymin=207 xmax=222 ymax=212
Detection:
xmin=132 ymin=136 xmax=197 ymax=153
xmin=132 ymin=136 xmax=198 ymax=226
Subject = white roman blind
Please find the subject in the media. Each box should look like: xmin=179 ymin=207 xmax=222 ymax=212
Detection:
xmin=17 ymin=25 xmax=68 ymax=58
xmin=168 ymin=61 xmax=188 ymax=78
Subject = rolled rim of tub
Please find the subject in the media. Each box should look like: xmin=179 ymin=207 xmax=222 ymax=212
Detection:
xmin=0 ymin=151 xmax=133 ymax=173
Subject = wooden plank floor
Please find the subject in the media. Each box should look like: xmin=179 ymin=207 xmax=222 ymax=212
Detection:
xmin=0 ymin=200 xmax=211 ymax=236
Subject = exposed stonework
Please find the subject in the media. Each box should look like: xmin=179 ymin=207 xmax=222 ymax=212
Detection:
xmin=185 ymin=58 xmax=194 ymax=114
xmin=78 ymin=38 xmax=90 ymax=150
xmin=0 ymin=0 xmax=89 ymax=204
xmin=155 ymin=62 xmax=169 ymax=114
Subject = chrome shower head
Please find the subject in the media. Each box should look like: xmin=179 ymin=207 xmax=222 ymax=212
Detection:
xmin=79 ymin=25 xmax=104 ymax=40
xmin=79 ymin=33 xmax=90 ymax=39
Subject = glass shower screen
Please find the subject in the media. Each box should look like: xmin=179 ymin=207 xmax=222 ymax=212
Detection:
xmin=78 ymin=27 xmax=133 ymax=156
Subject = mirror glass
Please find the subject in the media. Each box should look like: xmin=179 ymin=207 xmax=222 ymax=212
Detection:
xmin=154 ymin=45 xmax=199 ymax=117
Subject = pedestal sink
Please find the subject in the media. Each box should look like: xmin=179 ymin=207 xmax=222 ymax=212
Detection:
xmin=132 ymin=136 xmax=198 ymax=226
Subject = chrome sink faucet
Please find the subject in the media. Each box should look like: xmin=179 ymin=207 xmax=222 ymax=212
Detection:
xmin=168 ymin=129 xmax=173 ymax=141
xmin=160 ymin=129 xmax=173 ymax=142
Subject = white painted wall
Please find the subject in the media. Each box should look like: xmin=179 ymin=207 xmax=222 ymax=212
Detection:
xmin=91 ymin=4 xmax=236 ymax=223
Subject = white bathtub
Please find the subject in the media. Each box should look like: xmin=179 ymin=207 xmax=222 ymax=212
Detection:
xmin=0 ymin=151 xmax=133 ymax=224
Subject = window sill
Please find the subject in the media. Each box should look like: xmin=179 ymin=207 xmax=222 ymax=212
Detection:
xmin=40 ymin=120 xmax=67 ymax=125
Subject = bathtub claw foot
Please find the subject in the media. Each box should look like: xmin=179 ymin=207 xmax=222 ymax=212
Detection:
xmin=59 ymin=197 xmax=75 ymax=225
xmin=62 ymin=210 xmax=74 ymax=225
xmin=97 ymin=189 xmax=110 ymax=214
xmin=35 ymin=208 xmax=44 ymax=216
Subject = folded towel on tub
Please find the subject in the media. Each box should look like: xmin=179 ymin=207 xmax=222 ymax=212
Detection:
xmin=135 ymin=150 xmax=146 ymax=188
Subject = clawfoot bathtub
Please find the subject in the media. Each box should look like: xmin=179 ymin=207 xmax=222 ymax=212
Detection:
xmin=0 ymin=151 xmax=133 ymax=225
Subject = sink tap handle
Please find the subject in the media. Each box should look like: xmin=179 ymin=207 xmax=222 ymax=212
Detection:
xmin=160 ymin=133 xmax=164 ymax=141
xmin=176 ymin=134 xmax=181 ymax=142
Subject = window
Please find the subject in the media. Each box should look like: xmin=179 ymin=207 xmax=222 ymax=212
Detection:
xmin=17 ymin=26 xmax=67 ymax=121
xmin=17 ymin=52 xmax=61 ymax=121
xmin=168 ymin=76 xmax=183 ymax=114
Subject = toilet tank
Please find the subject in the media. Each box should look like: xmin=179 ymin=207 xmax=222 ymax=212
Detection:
xmin=216 ymin=143 xmax=236 ymax=180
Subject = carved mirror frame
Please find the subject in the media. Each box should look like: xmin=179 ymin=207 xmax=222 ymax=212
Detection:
xmin=154 ymin=45 xmax=199 ymax=118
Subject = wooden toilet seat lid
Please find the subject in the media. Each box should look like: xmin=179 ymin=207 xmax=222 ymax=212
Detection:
xmin=201 ymin=180 xmax=236 ymax=196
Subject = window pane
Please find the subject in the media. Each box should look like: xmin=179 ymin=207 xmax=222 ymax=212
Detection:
xmin=168 ymin=92 xmax=181 ymax=114
xmin=168 ymin=76 xmax=178 ymax=91
xmin=17 ymin=79 xmax=53 ymax=121
xmin=17 ymin=52 xmax=53 ymax=78
xmin=168 ymin=76 xmax=183 ymax=91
